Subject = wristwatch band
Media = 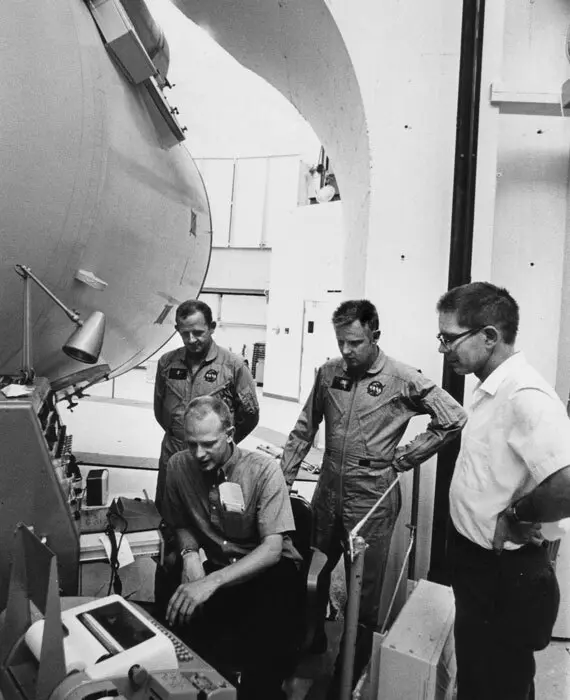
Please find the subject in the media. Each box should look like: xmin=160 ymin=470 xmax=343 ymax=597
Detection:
xmin=180 ymin=546 xmax=199 ymax=558
xmin=505 ymin=502 xmax=534 ymax=524
xmin=505 ymin=503 xmax=520 ymax=522
xmin=394 ymin=455 xmax=410 ymax=472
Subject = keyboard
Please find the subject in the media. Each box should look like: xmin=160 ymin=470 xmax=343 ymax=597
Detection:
xmin=134 ymin=603 xmax=236 ymax=698
xmin=136 ymin=605 xmax=194 ymax=663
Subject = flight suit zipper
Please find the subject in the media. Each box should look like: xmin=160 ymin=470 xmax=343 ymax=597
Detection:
xmin=339 ymin=376 xmax=359 ymax=514
xmin=185 ymin=359 xmax=209 ymax=403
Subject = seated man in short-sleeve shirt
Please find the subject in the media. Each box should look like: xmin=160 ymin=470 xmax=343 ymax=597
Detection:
xmin=161 ymin=396 xmax=303 ymax=700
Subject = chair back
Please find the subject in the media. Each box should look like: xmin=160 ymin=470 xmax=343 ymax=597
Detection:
xmin=289 ymin=492 xmax=312 ymax=568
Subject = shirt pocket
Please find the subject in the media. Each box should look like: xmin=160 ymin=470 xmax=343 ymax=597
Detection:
xmin=220 ymin=508 xmax=256 ymax=544
xmin=459 ymin=435 xmax=492 ymax=492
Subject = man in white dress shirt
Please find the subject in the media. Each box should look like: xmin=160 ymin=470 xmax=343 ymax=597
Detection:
xmin=437 ymin=281 xmax=570 ymax=700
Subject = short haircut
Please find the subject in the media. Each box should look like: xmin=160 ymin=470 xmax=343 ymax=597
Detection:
xmin=437 ymin=282 xmax=519 ymax=345
xmin=176 ymin=299 xmax=214 ymax=326
xmin=332 ymin=299 xmax=379 ymax=333
xmin=184 ymin=396 xmax=233 ymax=431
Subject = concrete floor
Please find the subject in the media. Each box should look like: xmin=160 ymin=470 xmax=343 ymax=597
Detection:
xmin=536 ymin=640 xmax=570 ymax=699
xmin=63 ymin=371 xmax=570 ymax=699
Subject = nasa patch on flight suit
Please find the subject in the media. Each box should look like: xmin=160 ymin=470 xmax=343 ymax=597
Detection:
xmin=367 ymin=381 xmax=384 ymax=397
xmin=332 ymin=376 xmax=353 ymax=392
xmin=204 ymin=369 xmax=219 ymax=382
xmin=168 ymin=368 xmax=188 ymax=379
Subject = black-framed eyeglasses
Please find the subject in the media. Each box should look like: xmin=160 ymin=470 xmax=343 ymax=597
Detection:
xmin=436 ymin=327 xmax=483 ymax=351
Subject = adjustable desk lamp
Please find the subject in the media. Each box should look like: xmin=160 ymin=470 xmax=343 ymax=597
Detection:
xmin=14 ymin=264 xmax=106 ymax=383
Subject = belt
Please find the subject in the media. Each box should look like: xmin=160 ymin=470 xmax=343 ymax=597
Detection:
xmin=324 ymin=448 xmax=392 ymax=469
xmin=451 ymin=525 xmax=549 ymax=559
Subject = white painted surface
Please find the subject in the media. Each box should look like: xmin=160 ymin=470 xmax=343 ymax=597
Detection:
xmin=148 ymin=0 xmax=321 ymax=161
xmin=471 ymin=0 xmax=507 ymax=284
xmin=492 ymin=116 xmax=570 ymax=386
xmin=263 ymin=202 xmax=344 ymax=400
xmin=473 ymin=0 xmax=570 ymax=638
xmin=299 ymin=300 xmax=339 ymax=405
xmin=377 ymin=579 xmax=456 ymax=700
xmin=169 ymin=0 xmax=371 ymax=296
xmin=196 ymin=155 xmax=303 ymax=252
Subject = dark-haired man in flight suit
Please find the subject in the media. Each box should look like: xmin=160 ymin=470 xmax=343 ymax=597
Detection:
xmin=154 ymin=299 xmax=259 ymax=512
xmin=281 ymin=299 xmax=466 ymax=695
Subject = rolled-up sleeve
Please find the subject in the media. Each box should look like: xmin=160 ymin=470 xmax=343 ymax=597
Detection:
xmin=257 ymin=463 xmax=296 ymax=538
xmin=507 ymin=388 xmax=570 ymax=484
xmin=394 ymin=375 xmax=467 ymax=470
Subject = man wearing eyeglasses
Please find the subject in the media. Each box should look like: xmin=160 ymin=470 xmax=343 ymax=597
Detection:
xmin=280 ymin=299 xmax=467 ymax=695
xmin=438 ymin=281 xmax=570 ymax=700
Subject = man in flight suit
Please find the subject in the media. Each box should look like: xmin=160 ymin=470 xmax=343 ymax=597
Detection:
xmin=280 ymin=299 xmax=467 ymax=691
xmin=154 ymin=299 xmax=259 ymax=512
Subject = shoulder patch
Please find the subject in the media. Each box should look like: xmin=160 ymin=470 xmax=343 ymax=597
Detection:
xmin=332 ymin=376 xmax=353 ymax=392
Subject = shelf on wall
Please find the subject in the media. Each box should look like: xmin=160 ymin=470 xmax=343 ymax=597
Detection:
xmin=489 ymin=82 xmax=570 ymax=117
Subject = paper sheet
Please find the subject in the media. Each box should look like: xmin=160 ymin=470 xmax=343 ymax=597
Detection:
xmin=98 ymin=532 xmax=135 ymax=568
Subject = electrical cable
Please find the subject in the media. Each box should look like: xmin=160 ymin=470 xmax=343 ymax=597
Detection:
xmin=105 ymin=511 xmax=128 ymax=596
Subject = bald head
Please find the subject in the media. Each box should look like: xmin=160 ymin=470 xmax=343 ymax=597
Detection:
xmin=183 ymin=397 xmax=234 ymax=472
xmin=184 ymin=396 xmax=233 ymax=431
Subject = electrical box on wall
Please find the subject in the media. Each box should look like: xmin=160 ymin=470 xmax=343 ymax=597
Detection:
xmin=88 ymin=0 xmax=156 ymax=84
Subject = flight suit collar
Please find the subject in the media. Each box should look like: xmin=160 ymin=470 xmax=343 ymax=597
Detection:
xmin=204 ymin=340 xmax=220 ymax=364
xmin=365 ymin=348 xmax=387 ymax=376
xmin=184 ymin=340 xmax=219 ymax=369
xmin=341 ymin=347 xmax=386 ymax=376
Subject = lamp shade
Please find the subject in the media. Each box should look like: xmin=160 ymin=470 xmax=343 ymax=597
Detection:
xmin=316 ymin=184 xmax=336 ymax=203
xmin=63 ymin=311 xmax=106 ymax=364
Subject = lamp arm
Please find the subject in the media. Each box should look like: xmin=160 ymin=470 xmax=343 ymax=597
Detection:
xmin=15 ymin=265 xmax=82 ymax=326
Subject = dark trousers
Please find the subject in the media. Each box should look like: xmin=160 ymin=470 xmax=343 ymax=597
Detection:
xmin=313 ymin=471 xmax=401 ymax=695
xmin=449 ymin=527 xmax=560 ymax=700
xmin=315 ymin=516 xmax=391 ymax=693
xmin=170 ymin=558 xmax=303 ymax=700
xmin=312 ymin=467 xmax=401 ymax=631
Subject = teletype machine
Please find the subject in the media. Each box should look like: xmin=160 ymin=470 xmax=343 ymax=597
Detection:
xmin=0 ymin=523 xmax=236 ymax=700
xmin=0 ymin=380 xmax=236 ymax=699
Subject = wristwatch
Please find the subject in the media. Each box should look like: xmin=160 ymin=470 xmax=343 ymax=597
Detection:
xmin=394 ymin=455 xmax=410 ymax=473
xmin=504 ymin=503 xmax=520 ymax=522
xmin=180 ymin=546 xmax=199 ymax=558
xmin=504 ymin=503 xmax=533 ymax=524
